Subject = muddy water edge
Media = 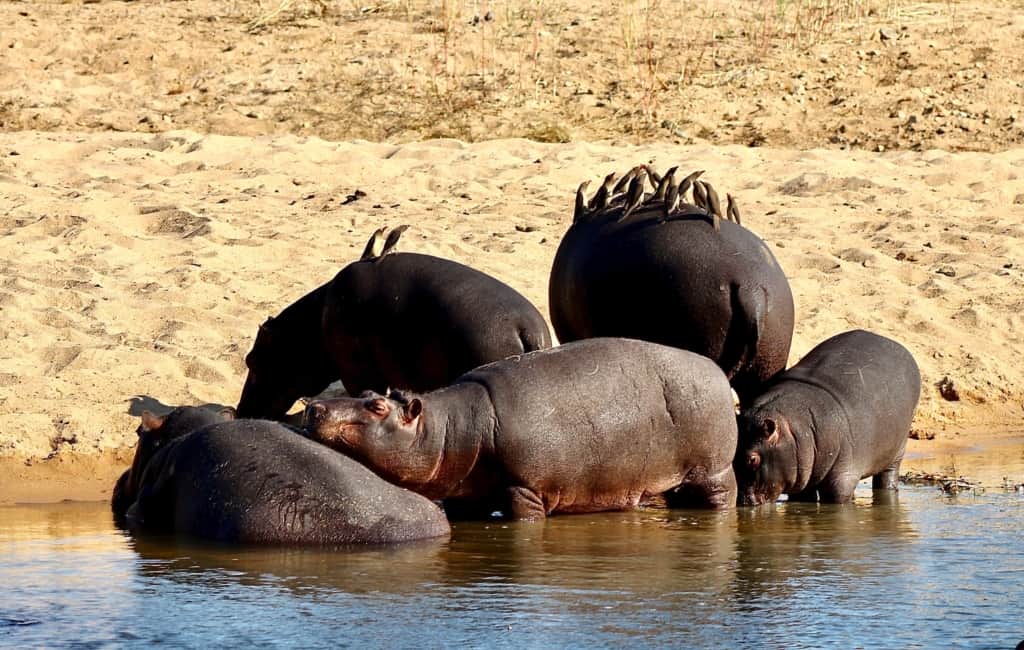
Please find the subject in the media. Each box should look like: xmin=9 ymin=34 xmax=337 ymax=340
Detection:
xmin=0 ymin=444 xmax=1022 ymax=649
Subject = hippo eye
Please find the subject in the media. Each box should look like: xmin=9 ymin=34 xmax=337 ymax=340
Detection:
xmin=365 ymin=399 xmax=389 ymax=417
xmin=747 ymin=452 xmax=761 ymax=471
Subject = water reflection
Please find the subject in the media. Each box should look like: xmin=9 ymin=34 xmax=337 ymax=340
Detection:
xmin=1 ymin=485 xmax=1022 ymax=649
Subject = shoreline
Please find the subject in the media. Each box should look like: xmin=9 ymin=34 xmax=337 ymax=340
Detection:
xmin=2 ymin=427 xmax=1021 ymax=506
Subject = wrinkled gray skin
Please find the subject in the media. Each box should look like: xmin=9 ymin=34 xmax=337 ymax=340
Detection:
xmin=549 ymin=202 xmax=794 ymax=404
xmin=735 ymin=329 xmax=921 ymax=506
xmin=303 ymin=338 xmax=738 ymax=520
xmin=237 ymin=252 xmax=551 ymax=420
xmin=113 ymin=407 xmax=450 ymax=545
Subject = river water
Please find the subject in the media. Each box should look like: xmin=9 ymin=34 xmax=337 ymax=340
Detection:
xmin=1 ymin=449 xmax=1022 ymax=649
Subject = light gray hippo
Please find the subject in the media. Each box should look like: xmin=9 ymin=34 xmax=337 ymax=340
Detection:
xmin=303 ymin=337 xmax=738 ymax=520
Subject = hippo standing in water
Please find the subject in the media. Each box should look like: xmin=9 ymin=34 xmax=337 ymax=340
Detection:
xmin=112 ymin=407 xmax=450 ymax=545
xmin=735 ymin=330 xmax=921 ymax=505
xmin=303 ymin=337 xmax=739 ymax=520
xmin=548 ymin=165 xmax=794 ymax=403
xmin=236 ymin=225 xmax=551 ymax=420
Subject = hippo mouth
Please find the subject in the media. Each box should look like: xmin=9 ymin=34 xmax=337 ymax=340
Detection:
xmin=739 ymin=492 xmax=770 ymax=507
xmin=302 ymin=419 xmax=364 ymax=452
xmin=737 ymin=483 xmax=782 ymax=507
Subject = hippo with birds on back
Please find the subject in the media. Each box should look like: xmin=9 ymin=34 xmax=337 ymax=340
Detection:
xmin=548 ymin=164 xmax=795 ymax=403
xmin=734 ymin=329 xmax=921 ymax=506
xmin=112 ymin=406 xmax=450 ymax=545
xmin=236 ymin=225 xmax=552 ymax=420
xmin=302 ymin=337 xmax=739 ymax=520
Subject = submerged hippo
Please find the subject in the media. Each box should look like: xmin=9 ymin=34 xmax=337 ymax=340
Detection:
xmin=237 ymin=225 xmax=551 ymax=420
xmin=303 ymin=337 xmax=738 ymax=520
xmin=735 ymin=329 xmax=921 ymax=505
xmin=548 ymin=166 xmax=794 ymax=403
xmin=112 ymin=406 xmax=450 ymax=545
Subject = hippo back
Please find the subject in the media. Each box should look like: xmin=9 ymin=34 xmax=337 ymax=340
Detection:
xmin=757 ymin=329 xmax=921 ymax=437
xmin=549 ymin=202 xmax=794 ymax=401
xmin=128 ymin=420 xmax=451 ymax=545
xmin=455 ymin=337 xmax=738 ymax=473
xmin=324 ymin=252 xmax=551 ymax=395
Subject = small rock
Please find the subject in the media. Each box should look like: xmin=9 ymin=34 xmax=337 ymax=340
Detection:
xmin=936 ymin=266 xmax=956 ymax=277
xmin=515 ymin=225 xmax=538 ymax=233
xmin=879 ymin=27 xmax=898 ymax=41
xmin=1013 ymin=193 xmax=1024 ymax=205
xmin=908 ymin=428 xmax=936 ymax=440
xmin=341 ymin=189 xmax=366 ymax=205
xmin=936 ymin=376 xmax=960 ymax=401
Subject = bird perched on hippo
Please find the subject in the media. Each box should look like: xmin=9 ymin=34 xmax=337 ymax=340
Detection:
xmin=302 ymin=337 xmax=739 ymax=520
xmin=236 ymin=225 xmax=552 ymax=420
xmin=548 ymin=165 xmax=795 ymax=404
xmin=734 ymin=329 xmax=921 ymax=505
xmin=112 ymin=406 xmax=450 ymax=545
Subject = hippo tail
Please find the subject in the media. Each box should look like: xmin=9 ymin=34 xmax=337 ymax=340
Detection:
xmin=720 ymin=283 xmax=764 ymax=386
xmin=517 ymin=325 xmax=550 ymax=353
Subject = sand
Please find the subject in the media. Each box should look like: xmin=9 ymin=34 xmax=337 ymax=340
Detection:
xmin=1 ymin=0 xmax=1022 ymax=503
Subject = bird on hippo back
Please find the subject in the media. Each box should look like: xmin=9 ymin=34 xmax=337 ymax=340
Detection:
xmin=236 ymin=224 xmax=552 ymax=420
xmin=548 ymin=164 xmax=795 ymax=404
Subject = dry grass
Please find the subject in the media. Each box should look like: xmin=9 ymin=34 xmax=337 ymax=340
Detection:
xmin=234 ymin=0 xmax=912 ymax=140
xmin=14 ymin=0 xmax=1019 ymax=151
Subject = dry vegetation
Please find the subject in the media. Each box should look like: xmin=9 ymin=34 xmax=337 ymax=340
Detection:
xmin=2 ymin=0 xmax=1023 ymax=150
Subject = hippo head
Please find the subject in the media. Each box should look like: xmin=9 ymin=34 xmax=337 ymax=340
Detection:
xmin=112 ymin=406 xmax=234 ymax=520
xmin=734 ymin=413 xmax=798 ymax=506
xmin=237 ymin=318 xmax=331 ymax=420
xmin=302 ymin=391 xmax=432 ymax=487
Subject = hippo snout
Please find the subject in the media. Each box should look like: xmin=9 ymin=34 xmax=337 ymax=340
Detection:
xmin=302 ymin=401 xmax=329 ymax=429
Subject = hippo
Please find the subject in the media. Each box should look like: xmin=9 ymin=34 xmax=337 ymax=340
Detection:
xmin=548 ymin=165 xmax=795 ymax=403
xmin=734 ymin=329 xmax=921 ymax=505
xmin=302 ymin=337 xmax=738 ymax=520
xmin=236 ymin=225 xmax=552 ymax=420
xmin=112 ymin=406 xmax=450 ymax=545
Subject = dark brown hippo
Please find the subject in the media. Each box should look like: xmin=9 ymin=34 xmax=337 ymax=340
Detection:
xmin=112 ymin=406 xmax=450 ymax=545
xmin=302 ymin=337 xmax=738 ymax=520
xmin=548 ymin=165 xmax=795 ymax=403
xmin=236 ymin=225 xmax=551 ymax=420
xmin=735 ymin=329 xmax=921 ymax=505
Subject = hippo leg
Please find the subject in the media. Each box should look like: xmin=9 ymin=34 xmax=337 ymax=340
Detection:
xmin=442 ymin=498 xmax=500 ymax=522
xmin=507 ymin=486 xmax=547 ymax=521
xmin=788 ymin=488 xmax=819 ymax=502
xmin=818 ymin=473 xmax=860 ymax=504
xmin=665 ymin=466 xmax=737 ymax=510
xmin=872 ymin=442 xmax=906 ymax=491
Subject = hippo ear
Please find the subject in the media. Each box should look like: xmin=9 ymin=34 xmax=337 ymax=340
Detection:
xmin=257 ymin=318 xmax=274 ymax=342
xmin=218 ymin=407 xmax=236 ymax=422
xmin=139 ymin=410 xmax=166 ymax=434
xmin=402 ymin=398 xmax=422 ymax=425
xmin=764 ymin=418 xmax=780 ymax=446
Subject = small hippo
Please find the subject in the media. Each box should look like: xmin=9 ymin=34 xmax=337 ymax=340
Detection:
xmin=112 ymin=406 xmax=450 ymax=545
xmin=735 ymin=329 xmax=921 ymax=505
xmin=303 ymin=337 xmax=738 ymax=520
xmin=548 ymin=166 xmax=795 ymax=403
xmin=236 ymin=225 xmax=551 ymax=420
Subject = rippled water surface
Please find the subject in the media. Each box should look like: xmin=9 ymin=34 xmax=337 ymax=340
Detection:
xmin=2 ymin=462 xmax=1023 ymax=649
